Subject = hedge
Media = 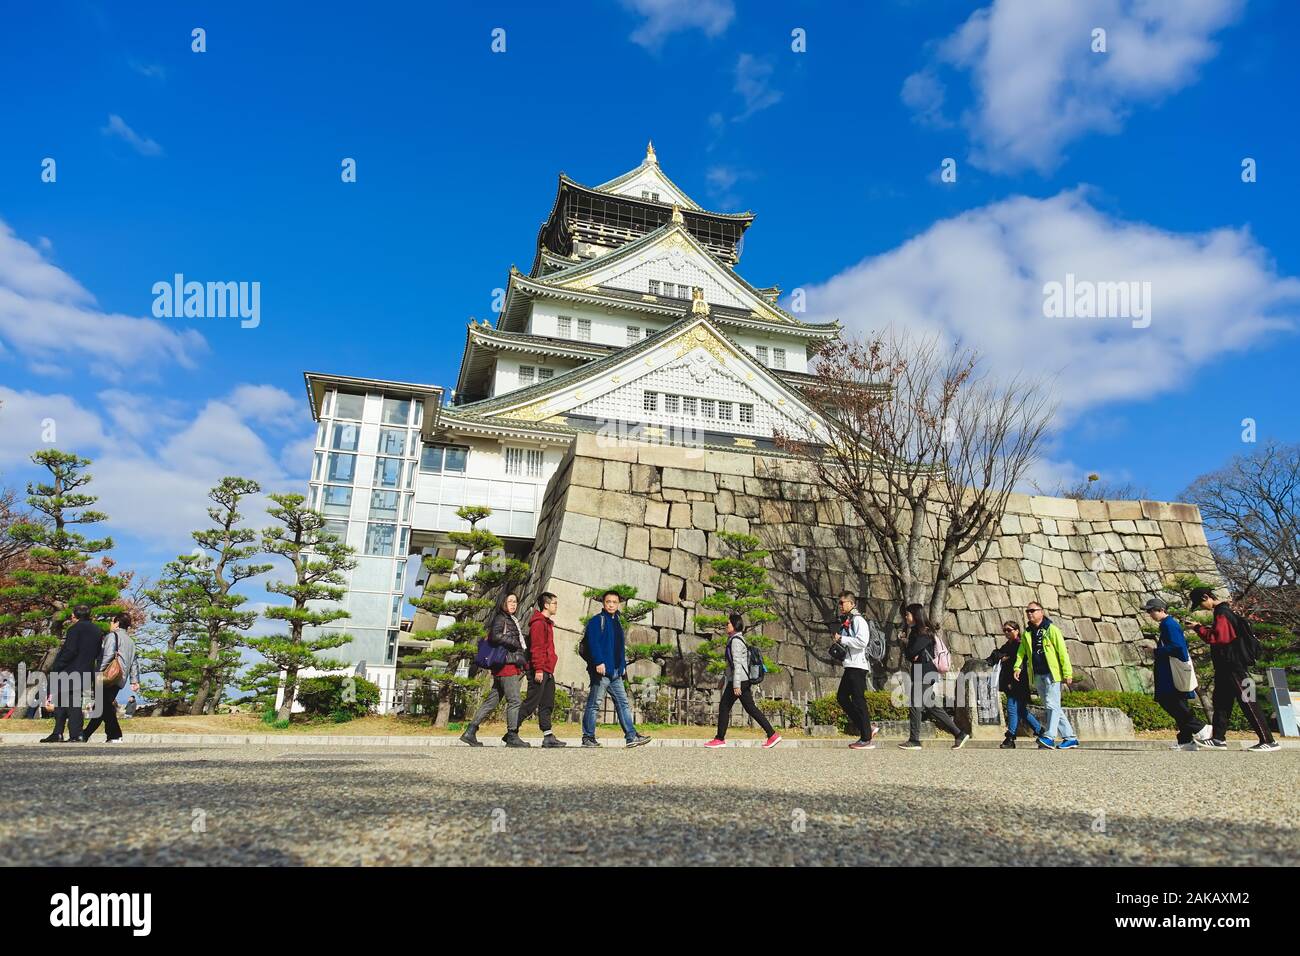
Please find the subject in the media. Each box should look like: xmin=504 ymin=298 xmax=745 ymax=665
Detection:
xmin=296 ymin=675 xmax=381 ymax=722
xmin=807 ymin=692 xmax=909 ymax=733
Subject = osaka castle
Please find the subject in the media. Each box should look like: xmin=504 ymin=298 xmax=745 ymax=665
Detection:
xmin=300 ymin=143 xmax=842 ymax=701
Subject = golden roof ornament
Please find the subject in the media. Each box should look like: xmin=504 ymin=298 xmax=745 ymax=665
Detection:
xmin=691 ymin=286 xmax=710 ymax=316
xmin=671 ymin=203 xmax=684 ymax=224
xmin=645 ymin=140 xmax=658 ymax=165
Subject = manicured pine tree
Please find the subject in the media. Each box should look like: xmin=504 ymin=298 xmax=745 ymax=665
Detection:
xmin=139 ymin=555 xmax=207 ymax=713
xmin=185 ymin=478 xmax=272 ymax=714
xmin=0 ymin=450 xmax=126 ymax=671
xmin=246 ymin=493 xmax=356 ymax=722
xmin=694 ymin=530 xmax=780 ymax=677
xmin=402 ymin=506 xmax=528 ymax=728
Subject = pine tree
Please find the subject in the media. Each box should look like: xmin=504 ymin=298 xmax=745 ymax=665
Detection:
xmin=694 ymin=530 xmax=780 ymax=677
xmin=185 ymin=478 xmax=271 ymax=714
xmin=0 ymin=450 xmax=126 ymax=671
xmin=246 ymin=493 xmax=356 ymax=722
xmin=138 ymin=556 xmax=207 ymax=713
xmin=401 ymin=506 xmax=528 ymax=728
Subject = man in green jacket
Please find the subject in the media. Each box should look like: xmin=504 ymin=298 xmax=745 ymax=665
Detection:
xmin=1013 ymin=602 xmax=1078 ymax=750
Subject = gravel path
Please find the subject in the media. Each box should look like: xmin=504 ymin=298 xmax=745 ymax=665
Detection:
xmin=6 ymin=744 xmax=1298 ymax=866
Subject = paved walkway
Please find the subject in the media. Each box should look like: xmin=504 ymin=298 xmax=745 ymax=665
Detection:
xmin=5 ymin=742 xmax=1297 ymax=865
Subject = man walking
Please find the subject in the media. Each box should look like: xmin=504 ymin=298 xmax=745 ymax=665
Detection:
xmin=40 ymin=605 xmax=102 ymax=743
xmin=1186 ymin=587 xmax=1279 ymax=752
xmin=1143 ymin=598 xmax=1211 ymax=750
xmin=580 ymin=590 xmax=650 ymax=749
xmin=1014 ymin=602 xmax=1078 ymax=750
xmin=833 ymin=591 xmax=878 ymax=749
xmin=518 ymin=592 xmax=566 ymax=747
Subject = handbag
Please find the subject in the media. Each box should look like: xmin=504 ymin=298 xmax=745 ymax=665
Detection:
xmin=1168 ymin=653 xmax=1197 ymax=693
xmin=828 ymin=640 xmax=847 ymax=663
xmin=102 ymin=633 xmax=125 ymax=687
xmin=473 ymin=637 xmax=508 ymax=671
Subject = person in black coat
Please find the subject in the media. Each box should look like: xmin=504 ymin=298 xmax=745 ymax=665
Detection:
xmin=899 ymin=603 xmax=968 ymax=750
xmin=985 ymin=621 xmax=1043 ymax=748
xmin=41 ymin=605 xmax=102 ymax=743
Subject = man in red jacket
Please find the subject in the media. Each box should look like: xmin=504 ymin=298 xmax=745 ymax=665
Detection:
xmin=518 ymin=592 xmax=566 ymax=747
xmin=1186 ymin=587 xmax=1278 ymax=752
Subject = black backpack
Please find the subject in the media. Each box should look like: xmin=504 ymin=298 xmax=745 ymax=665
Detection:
xmin=1220 ymin=606 xmax=1262 ymax=668
xmin=726 ymin=635 xmax=766 ymax=685
xmin=578 ymin=614 xmax=604 ymax=664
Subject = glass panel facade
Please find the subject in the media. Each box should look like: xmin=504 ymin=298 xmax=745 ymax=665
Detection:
xmin=335 ymin=392 xmax=365 ymax=420
xmin=327 ymin=453 xmax=356 ymax=483
xmin=322 ymin=485 xmax=352 ymax=516
xmin=382 ymin=397 xmax=411 ymax=425
xmin=370 ymin=489 xmax=400 ymax=520
xmin=365 ymin=523 xmax=397 ymax=556
xmin=374 ymin=457 xmax=403 ymax=488
xmin=377 ymin=427 xmax=406 ymax=456
xmin=332 ymin=422 xmax=360 ymax=451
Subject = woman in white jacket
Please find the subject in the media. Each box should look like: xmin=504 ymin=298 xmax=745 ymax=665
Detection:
xmin=833 ymin=591 xmax=877 ymax=750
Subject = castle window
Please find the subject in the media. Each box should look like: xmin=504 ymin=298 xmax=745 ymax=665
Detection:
xmin=577 ymin=318 xmax=591 ymax=342
xmin=739 ymin=403 xmax=754 ymax=424
xmin=643 ymin=391 xmax=658 ymax=413
xmin=518 ymin=366 xmax=535 ymax=386
xmin=700 ymin=399 xmax=715 ymax=419
xmin=557 ymin=316 xmax=571 ymax=338
xmin=627 ymin=326 xmax=640 ymax=344
xmin=682 ymin=396 xmax=697 ymax=416
xmin=755 ymin=345 xmax=769 ymax=365
xmin=538 ymin=368 xmax=554 ymax=381
xmin=773 ymin=348 xmax=786 ymax=369
xmin=664 ymin=394 xmax=679 ymax=414
xmin=717 ymin=401 xmax=732 ymax=421
xmin=648 ymin=280 xmax=660 ymax=295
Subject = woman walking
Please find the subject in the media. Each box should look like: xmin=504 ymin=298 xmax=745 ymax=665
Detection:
xmin=900 ymin=603 xmax=969 ymax=750
xmin=460 ymin=593 xmax=530 ymax=748
xmin=81 ymin=613 xmax=140 ymax=743
xmin=705 ymin=614 xmax=781 ymax=749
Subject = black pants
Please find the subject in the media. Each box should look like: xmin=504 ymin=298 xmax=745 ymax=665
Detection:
xmin=49 ymin=671 xmax=84 ymax=740
xmin=1211 ymin=661 xmax=1274 ymax=744
xmin=517 ymin=673 xmax=556 ymax=733
xmin=82 ymin=682 xmax=124 ymax=741
xmin=51 ymin=705 xmax=83 ymax=740
xmin=1156 ymin=693 xmax=1207 ymax=745
xmin=836 ymin=668 xmax=872 ymax=740
xmin=717 ymin=680 xmax=775 ymax=740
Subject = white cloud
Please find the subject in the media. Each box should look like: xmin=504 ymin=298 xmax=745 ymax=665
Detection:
xmin=0 ymin=220 xmax=206 ymax=380
xmin=733 ymin=54 xmax=782 ymax=120
xmin=622 ymin=0 xmax=734 ymax=50
xmin=904 ymin=0 xmax=1244 ymax=173
xmin=128 ymin=60 xmax=166 ymax=81
xmin=0 ymin=387 xmax=109 ymax=465
xmin=102 ymin=114 xmax=163 ymax=157
xmin=799 ymin=189 xmax=1299 ymax=420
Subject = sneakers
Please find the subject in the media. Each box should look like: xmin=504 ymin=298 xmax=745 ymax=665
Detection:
xmin=1059 ymin=738 xmax=1079 ymax=749
xmin=38 ymin=734 xmax=63 ymax=743
xmin=999 ymin=735 xmax=1016 ymax=749
xmin=1247 ymin=741 xmax=1281 ymax=753
xmin=541 ymin=734 xmax=567 ymax=748
xmin=459 ymin=728 xmax=483 ymax=747
xmin=704 ymin=738 xmax=727 ymax=748
xmin=502 ymin=732 xmax=531 ymax=748
xmin=105 ymin=737 xmax=124 ymax=745
xmin=762 ymin=733 xmax=783 ymax=749
xmin=1036 ymin=736 xmax=1056 ymax=750
xmin=898 ymin=740 xmax=922 ymax=750
xmin=1203 ymin=738 xmax=1229 ymax=750
xmin=581 ymin=736 xmax=601 ymax=748
xmin=626 ymin=734 xmax=651 ymax=749
xmin=849 ymin=739 xmax=877 ymax=750
xmin=952 ymin=732 xmax=970 ymax=750
xmin=1194 ymin=725 xmax=1213 ymax=742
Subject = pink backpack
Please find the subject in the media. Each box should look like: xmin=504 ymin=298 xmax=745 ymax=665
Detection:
xmin=931 ymin=632 xmax=952 ymax=674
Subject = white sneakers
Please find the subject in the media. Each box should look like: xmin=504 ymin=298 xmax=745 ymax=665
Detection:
xmin=1194 ymin=725 xmax=1213 ymax=742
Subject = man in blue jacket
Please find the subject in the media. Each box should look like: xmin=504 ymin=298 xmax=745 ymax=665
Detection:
xmin=581 ymin=590 xmax=650 ymax=749
xmin=1144 ymin=598 xmax=1211 ymax=750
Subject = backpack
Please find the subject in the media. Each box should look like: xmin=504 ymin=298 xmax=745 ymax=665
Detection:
xmin=930 ymin=631 xmax=952 ymax=674
xmin=726 ymin=635 xmax=766 ymax=685
xmin=578 ymin=614 xmax=605 ymax=665
xmin=1220 ymin=606 xmax=1262 ymax=669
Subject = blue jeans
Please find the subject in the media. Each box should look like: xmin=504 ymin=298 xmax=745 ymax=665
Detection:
xmin=1005 ymin=693 xmax=1041 ymax=737
xmin=582 ymin=669 xmax=637 ymax=742
xmin=1035 ymin=676 xmax=1075 ymax=740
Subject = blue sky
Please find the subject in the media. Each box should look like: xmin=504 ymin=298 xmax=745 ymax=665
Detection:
xmin=1 ymin=0 xmax=1298 ymax=603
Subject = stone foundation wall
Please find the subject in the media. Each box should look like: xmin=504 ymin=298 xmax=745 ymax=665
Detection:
xmin=520 ymin=435 xmax=1219 ymax=698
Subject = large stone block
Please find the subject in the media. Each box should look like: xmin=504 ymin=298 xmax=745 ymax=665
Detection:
xmin=662 ymin=467 xmax=718 ymax=494
xmin=653 ymin=604 xmax=685 ymax=630
xmin=575 ymin=433 xmax=638 ymax=462
xmin=636 ymin=444 xmax=698 ymax=469
xmin=703 ymin=449 xmax=755 ymax=477
xmin=692 ymin=501 xmax=717 ymax=531
xmin=668 ymin=549 xmax=699 ymax=580
xmin=645 ymin=500 xmax=670 ymax=528
xmin=1096 ymin=621 xmax=1123 ymax=644
xmin=602 ymin=461 xmax=631 ymax=492
xmin=549 ymin=541 xmax=659 ymax=599
xmin=596 ymin=519 xmax=626 ymax=556
xmin=720 ymin=514 xmax=750 ymax=535
xmin=559 ymin=512 xmax=600 ymax=548
xmin=1030 ymin=496 xmax=1079 ymax=520
xmin=1077 ymin=499 xmax=1109 ymax=521
xmin=676 ymin=528 xmax=707 ymax=555
xmin=630 ymin=463 xmax=659 ymax=494
xmin=649 ymin=548 xmax=671 ymax=569
xmin=649 ymin=527 xmax=674 ymax=550
xmin=572 ymin=457 xmax=605 ymax=489
xmin=1107 ymin=499 xmax=1143 ymax=520
xmin=567 ymin=486 xmax=646 ymax=525
xmin=1075 ymin=618 xmax=1100 ymax=643
xmin=714 ymin=489 xmax=736 ymax=515
xmin=669 ymin=502 xmax=693 ymax=529
xmin=625 ymin=526 xmax=650 ymax=561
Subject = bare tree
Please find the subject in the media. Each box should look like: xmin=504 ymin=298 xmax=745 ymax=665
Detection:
xmin=1181 ymin=440 xmax=1300 ymax=631
xmin=1048 ymin=474 xmax=1149 ymax=501
xmin=778 ymin=329 xmax=1055 ymax=626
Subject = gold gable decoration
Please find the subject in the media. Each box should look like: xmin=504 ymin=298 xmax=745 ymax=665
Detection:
xmin=674 ymin=324 xmax=732 ymax=364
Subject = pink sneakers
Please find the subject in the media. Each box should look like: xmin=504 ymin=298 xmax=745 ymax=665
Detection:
xmin=704 ymin=738 xmax=727 ymax=748
xmin=763 ymin=733 xmax=783 ymax=749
